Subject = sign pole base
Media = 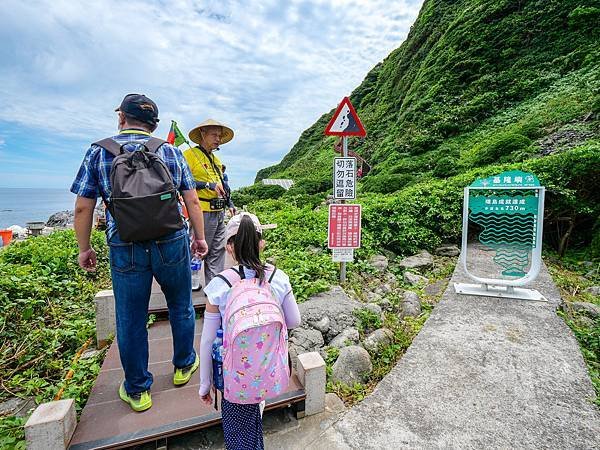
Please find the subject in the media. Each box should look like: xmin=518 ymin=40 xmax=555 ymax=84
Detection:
xmin=454 ymin=283 xmax=547 ymax=302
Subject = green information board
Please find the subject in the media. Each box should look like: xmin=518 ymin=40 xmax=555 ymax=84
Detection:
xmin=455 ymin=170 xmax=546 ymax=301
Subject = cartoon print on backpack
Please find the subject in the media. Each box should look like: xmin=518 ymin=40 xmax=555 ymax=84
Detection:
xmin=241 ymin=355 xmax=252 ymax=369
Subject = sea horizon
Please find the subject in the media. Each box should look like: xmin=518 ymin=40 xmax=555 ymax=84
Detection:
xmin=0 ymin=187 xmax=80 ymax=229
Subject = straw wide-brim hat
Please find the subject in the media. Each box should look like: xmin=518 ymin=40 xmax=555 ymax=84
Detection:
xmin=189 ymin=119 xmax=234 ymax=145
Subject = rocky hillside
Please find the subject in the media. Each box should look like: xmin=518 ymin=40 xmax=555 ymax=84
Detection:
xmin=241 ymin=0 xmax=600 ymax=255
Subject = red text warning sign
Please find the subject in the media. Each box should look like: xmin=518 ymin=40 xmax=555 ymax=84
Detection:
xmin=328 ymin=204 xmax=362 ymax=249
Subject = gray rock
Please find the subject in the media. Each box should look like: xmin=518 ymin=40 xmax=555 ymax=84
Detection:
xmin=571 ymin=302 xmax=600 ymax=318
xmin=365 ymin=291 xmax=383 ymax=304
xmin=46 ymin=210 xmax=74 ymax=227
xmin=379 ymin=299 xmax=393 ymax=312
xmin=434 ymin=244 xmax=460 ymax=257
xmin=290 ymin=328 xmax=324 ymax=352
xmin=362 ymin=328 xmax=394 ymax=354
xmin=370 ymin=255 xmax=389 ymax=272
xmin=403 ymin=271 xmax=429 ymax=286
xmin=425 ymin=279 xmax=448 ymax=297
xmin=398 ymin=250 xmax=434 ymax=271
xmin=81 ymin=348 xmax=102 ymax=360
xmin=582 ymin=261 xmax=594 ymax=268
xmin=309 ymin=316 xmax=330 ymax=334
xmin=0 ymin=397 xmax=36 ymax=418
xmin=384 ymin=272 xmax=398 ymax=284
xmin=331 ymin=345 xmax=372 ymax=385
xmin=364 ymin=303 xmax=383 ymax=321
xmin=379 ymin=283 xmax=393 ymax=294
xmin=329 ymin=328 xmax=360 ymax=349
xmin=583 ymin=286 xmax=600 ymax=296
xmin=399 ymin=291 xmax=421 ymax=318
xmin=299 ymin=286 xmax=363 ymax=341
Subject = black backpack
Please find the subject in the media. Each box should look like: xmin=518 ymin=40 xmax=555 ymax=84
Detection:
xmin=94 ymin=137 xmax=184 ymax=242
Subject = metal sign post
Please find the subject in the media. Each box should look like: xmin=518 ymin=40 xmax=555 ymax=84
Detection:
xmin=341 ymin=136 xmax=348 ymax=281
xmin=454 ymin=170 xmax=546 ymax=301
xmin=324 ymin=97 xmax=366 ymax=282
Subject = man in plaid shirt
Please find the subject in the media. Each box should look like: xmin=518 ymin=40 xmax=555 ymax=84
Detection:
xmin=71 ymin=94 xmax=208 ymax=412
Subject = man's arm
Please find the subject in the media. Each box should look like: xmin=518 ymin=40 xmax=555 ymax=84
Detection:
xmin=182 ymin=189 xmax=208 ymax=257
xmin=74 ymin=196 xmax=97 ymax=271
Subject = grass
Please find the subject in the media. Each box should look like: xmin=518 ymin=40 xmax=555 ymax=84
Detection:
xmin=545 ymin=250 xmax=600 ymax=407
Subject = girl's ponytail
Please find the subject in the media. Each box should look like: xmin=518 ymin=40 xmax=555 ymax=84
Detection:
xmin=231 ymin=215 xmax=266 ymax=283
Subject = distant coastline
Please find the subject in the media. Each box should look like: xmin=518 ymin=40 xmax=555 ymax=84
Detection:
xmin=0 ymin=187 xmax=77 ymax=229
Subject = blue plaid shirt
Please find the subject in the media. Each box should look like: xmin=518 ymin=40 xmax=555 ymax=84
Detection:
xmin=70 ymin=129 xmax=195 ymax=240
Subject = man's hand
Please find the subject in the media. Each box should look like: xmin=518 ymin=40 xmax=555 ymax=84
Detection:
xmin=192 ymin=238 xmax=208 ymax=258
xmin=215 ymin=183 xmax=226 ymax=198
xmin=78 ymin=247 xmax=97 ymax=272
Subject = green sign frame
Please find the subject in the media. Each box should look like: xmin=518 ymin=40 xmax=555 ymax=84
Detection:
xmin=456 ymin=170 xmax=546 ymax=301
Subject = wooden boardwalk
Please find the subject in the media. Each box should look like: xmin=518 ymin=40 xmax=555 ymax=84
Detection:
xmin=70 ymin=318 xmax=306 ymax=449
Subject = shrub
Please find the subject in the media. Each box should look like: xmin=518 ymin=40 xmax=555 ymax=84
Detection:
xmin=472 ymin=132 xmax=532 ymax=166
xmin=361 ymin=174 xmax=415 ymax=194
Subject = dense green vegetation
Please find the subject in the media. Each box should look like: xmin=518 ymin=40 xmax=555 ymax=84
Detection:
xmin=546 ymin=251 xmax=600 ymax=405
xmin=0 ymin=231 xmax=110 ymax=448
xmin=2 ymin=0 xmax=599 ymax=446
xmin=248 ymin=0 xmax=600 ymax=256
xmin=238 ymin=0 xmax=600 ymax=408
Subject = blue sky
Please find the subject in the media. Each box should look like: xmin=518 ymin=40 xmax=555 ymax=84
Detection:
xmin=0 ymin=0 xmax=422 ymax=190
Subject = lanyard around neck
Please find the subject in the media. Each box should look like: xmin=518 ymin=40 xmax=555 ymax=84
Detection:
xmin=120 ymin=129 xmax=151 ymax=136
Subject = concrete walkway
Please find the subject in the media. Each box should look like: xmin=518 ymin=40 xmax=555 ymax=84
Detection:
xmin=313 ymin=250 xmax=600 ymax=449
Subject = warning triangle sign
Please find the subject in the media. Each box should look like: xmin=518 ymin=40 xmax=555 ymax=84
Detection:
xmin=324 ymin=97 xmax=366 ymax=137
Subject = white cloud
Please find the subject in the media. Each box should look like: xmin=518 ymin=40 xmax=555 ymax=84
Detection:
xmin=0 ymin=0 xmax=423 ymax=188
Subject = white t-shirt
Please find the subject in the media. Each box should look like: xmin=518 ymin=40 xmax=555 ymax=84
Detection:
xmin=203 ymin=265 xmax=295 ymax=331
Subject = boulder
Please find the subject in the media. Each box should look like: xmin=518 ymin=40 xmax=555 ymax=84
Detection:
xmin=365 ymin=291 xmax=383 ymax=304
xmin=403 ymin=271 xmax=429 ymax=286
xmin=571 ymin=302 xmax=600 ymax=319
xmin=399 ymin=291 xmax=421 ymax=318
xmin=289 ymin=328 xmax=325 ymax=370
xmin=298 ymin=286 xmax=363 ymax=342
xmin=379 ymin=299 xmax=393 ymax=312
xmin=289 ymin=328 xmax=324 ymax=352
xmin=370 ymin=255 xmax=389 ymax=272
xmin=364 ymin=303 xmax=384 ymax=321
xmin=425 ymin=279 xmax=448 ymax=297
xmin=331 ymin=345 xmax=372 ymax=385
xmin=384 ymin=272 xmax=398 ymax=284
xmin=376 ymin=283 xmax=393 ymax=294
xmin=329 ymin=328 xmax=360 ymax=349
xmin=46 ymin=210 xmax=74 ymax=228
xmin=398 ymin=251 xmax=434 ymax=271
xmin=362 ymin=328 xmax=394 ymax=354
xmin=583 ymin=286 xmax=600 ymax=297
xmin=308 ymin=316 xmax=330 ymax=334
xmin=434 ymin=244 xmax=460 ymax=257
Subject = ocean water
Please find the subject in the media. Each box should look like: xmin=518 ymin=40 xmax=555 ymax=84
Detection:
xmin=0 ymin=188 xmax=78 ymax=229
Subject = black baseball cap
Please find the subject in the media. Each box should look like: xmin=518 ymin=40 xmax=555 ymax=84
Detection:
xmin=115 ymin=94 xmax=159 ymax=125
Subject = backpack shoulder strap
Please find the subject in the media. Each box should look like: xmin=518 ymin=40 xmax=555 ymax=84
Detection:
xmin=267 ymin=265 xmax=277 ymax=283
xmin=144 ymin=137 xmax=167 ymax=153
xmin=93 ymin=138 xmax=122 ymax=157
xmin=215 ymin=267 xmax=242 ymax=288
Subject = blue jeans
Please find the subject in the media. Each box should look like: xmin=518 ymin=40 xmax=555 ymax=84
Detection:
xmin=108 ymin=228 xmax=196 ymax=394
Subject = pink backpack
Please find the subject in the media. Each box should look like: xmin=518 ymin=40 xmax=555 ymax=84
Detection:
xmin=216 ymin=265 xmax=290 ymax=404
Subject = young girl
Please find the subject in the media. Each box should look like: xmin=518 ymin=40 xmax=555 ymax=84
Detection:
xmin=199 ymin=213 xmax=301 ymax=449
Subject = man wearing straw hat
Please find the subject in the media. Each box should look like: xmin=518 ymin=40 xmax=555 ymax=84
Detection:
xmin=184 ymin=119 xmax=234 ymax=285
